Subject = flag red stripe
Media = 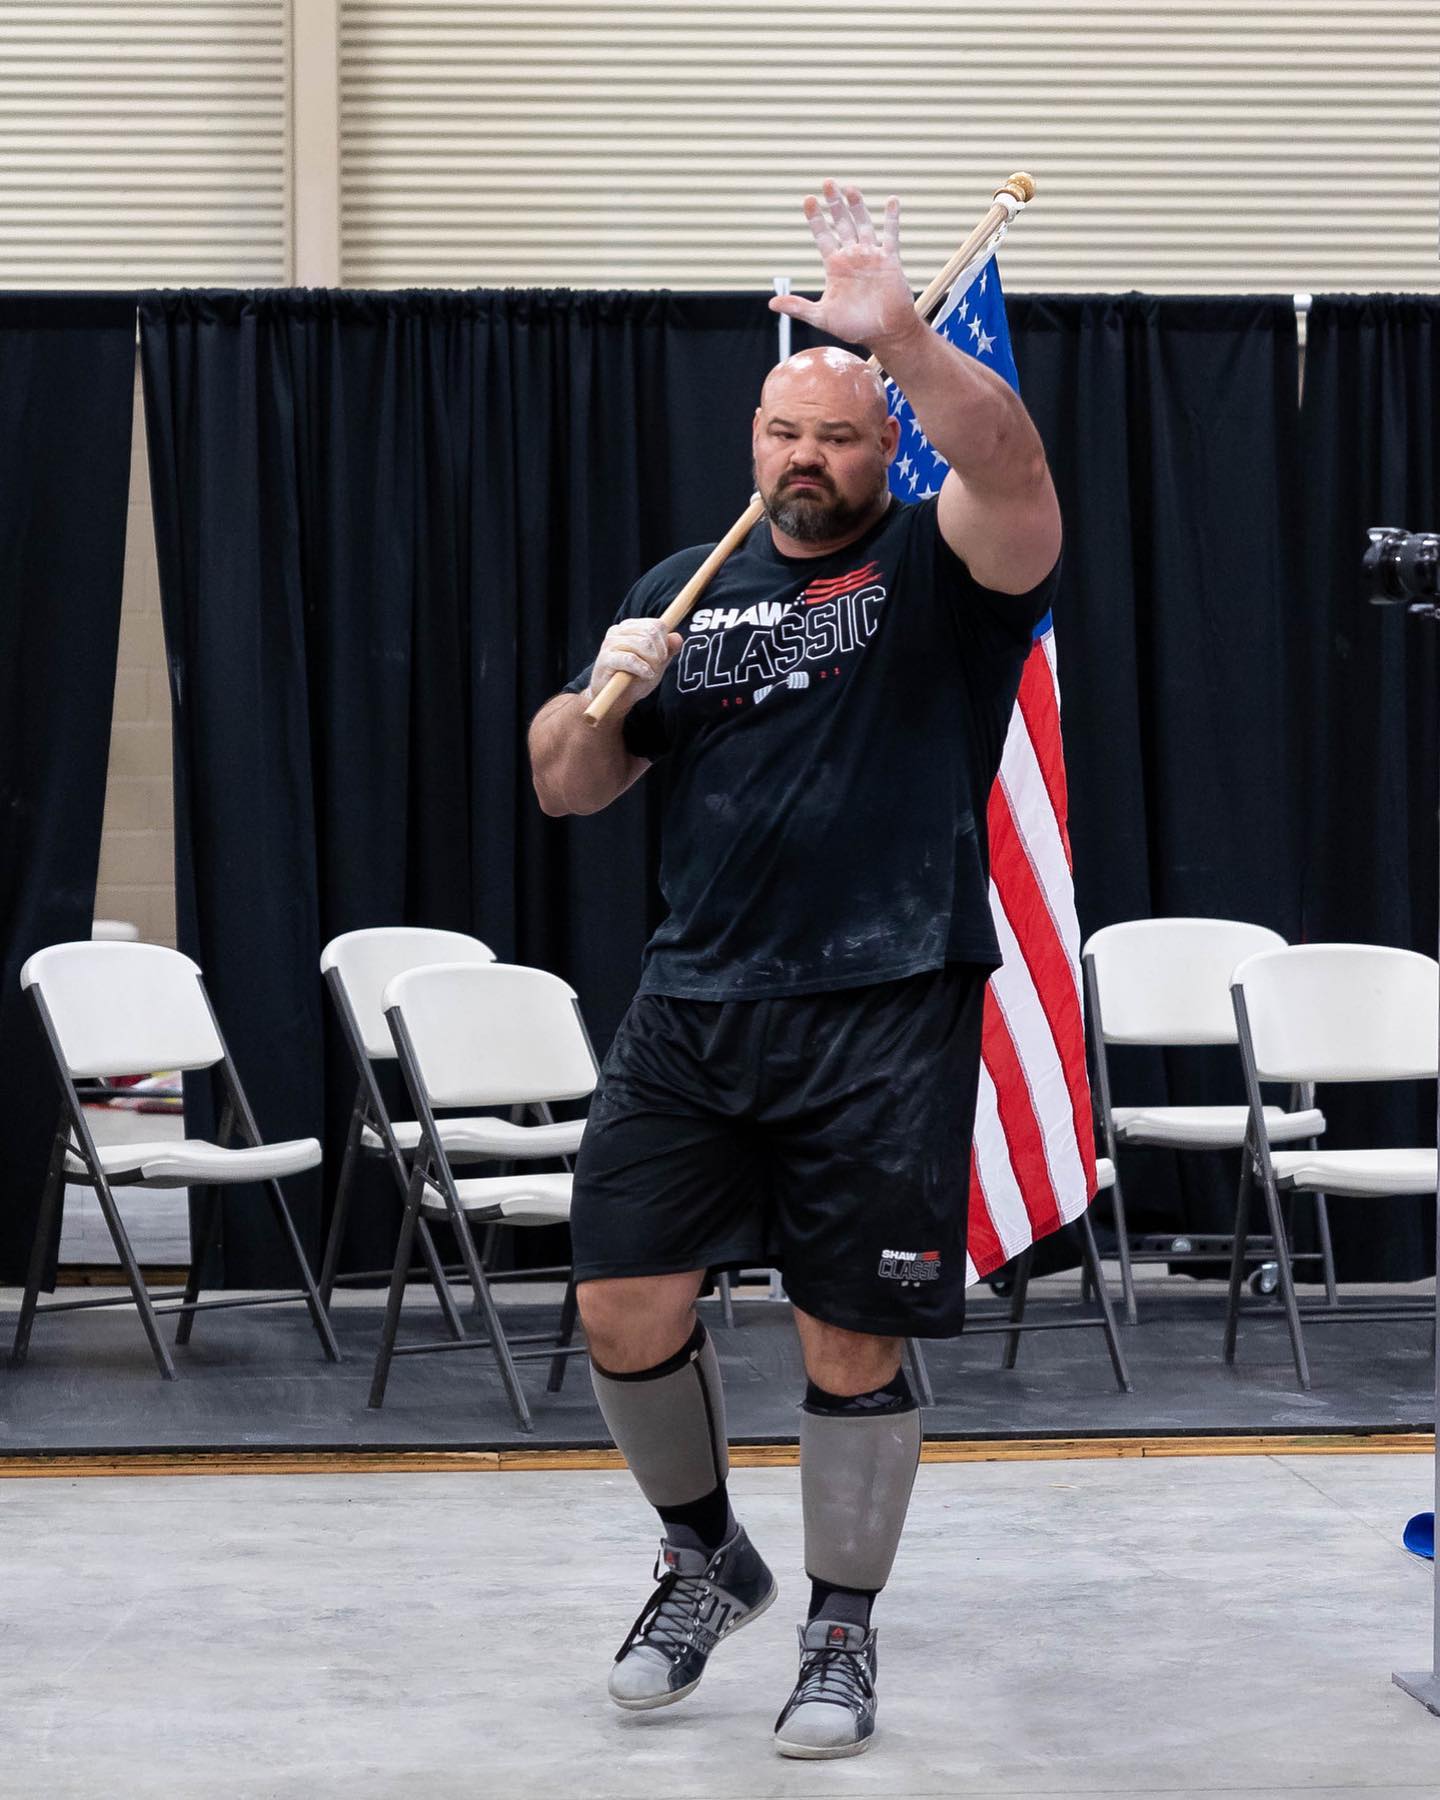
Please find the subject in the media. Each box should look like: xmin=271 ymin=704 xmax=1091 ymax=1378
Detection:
xmin=980 ymin=994 xmax=1063 ymax=1244
xmin=987 ymin=788 xmax=1096 ymax=1183
xmin=965 ymin=1136 xmax=1004 ymax=1275
xmin=1014 ymin=651 xmax=1072 ymax=874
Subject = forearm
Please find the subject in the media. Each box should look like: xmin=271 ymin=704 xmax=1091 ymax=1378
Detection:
xmin=874 ymin=316 xmax=1049 ymax=500
xmin=529 ymin=692 xmax=648 ymax=818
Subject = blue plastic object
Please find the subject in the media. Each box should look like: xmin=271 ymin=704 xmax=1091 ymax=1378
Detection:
xmin=1403 ymin=1512 xmax=1434 ymax=1560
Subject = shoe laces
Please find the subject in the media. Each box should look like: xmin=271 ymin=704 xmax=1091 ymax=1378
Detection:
xmin=792 ymin=1640 xmax=875 ymax=1711
xmin=616 ymin=1560 xmax=711 ymax=1664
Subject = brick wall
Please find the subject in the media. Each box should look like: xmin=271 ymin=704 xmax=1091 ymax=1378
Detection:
xmin=92 ymin=366 xmax=176 ymax=947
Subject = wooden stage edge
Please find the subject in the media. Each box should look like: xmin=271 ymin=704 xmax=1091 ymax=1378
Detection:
xmin=0 ymin=1431 xmax=1432 ymax=1480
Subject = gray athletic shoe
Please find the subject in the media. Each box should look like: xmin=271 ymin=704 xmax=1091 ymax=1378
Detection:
xmin=608 ymin=1527 xmax=777 ymax=1711
xmin=772 ymin=1618 xmax=879 ymax=1759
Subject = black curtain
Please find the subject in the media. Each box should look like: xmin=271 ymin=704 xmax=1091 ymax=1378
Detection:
xmin=0 ymin=294 xmax=135 ymax=1283
xmin=1008 ymin=296 xmax=1305 ymax=1247
xmin=1296 ymin=296 xmax=1440 ymax=1280
xmin=139 ymin=288 xmax=781 ymax=1285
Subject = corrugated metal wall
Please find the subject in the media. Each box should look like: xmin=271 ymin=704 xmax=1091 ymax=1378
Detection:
xmin=339 ymin=0 xmax=1440 ymax=293
xmin=0 ymin=0 xmax=289 ymax=288
xmin=1 ymin=4 xmax=1435 ymax=293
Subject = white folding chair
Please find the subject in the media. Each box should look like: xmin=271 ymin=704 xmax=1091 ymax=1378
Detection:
xmin=377 ymin=961 xmax=596 ymax=1429
xmin=319 ymin=927 xmax=585 ymax=1395
xmin=964 ymin=1158 xmax=1132 ymax=1392
xmin=12 ymin=941 xmax=339 ymax=1379
xmin=1083 ymin=918 xmax=1329 ymax=1322
xmin=320 ymin=927 xmax=496 ymax=1328
xmin=1226 ymin=943 xmax=1439 ymax=1389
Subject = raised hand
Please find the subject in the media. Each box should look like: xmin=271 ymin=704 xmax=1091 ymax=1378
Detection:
xmin=769 ymin=181 xmax=919 ymax=353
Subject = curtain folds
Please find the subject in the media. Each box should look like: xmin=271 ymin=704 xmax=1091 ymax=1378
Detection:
xmin=133 ymin=286 xmax=1440 ymax=1286
xmin=138 ymin=288 xmax=779 ymax=1284
xmin=1008 ymin=296 xmax=1305 ymax=1249
xmin=1296 ymin=297 xmax=1440 ymax=1281
xmin=0 ymin=294 xmax=135 ymax=1283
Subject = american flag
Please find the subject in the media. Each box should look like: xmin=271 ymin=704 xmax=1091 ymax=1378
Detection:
xmin=886 ymin=258 xmax=1097 ymax=1282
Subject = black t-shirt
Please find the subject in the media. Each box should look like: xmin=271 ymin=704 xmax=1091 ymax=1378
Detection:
xmin=565 ymin=496 xmax=1057 ymax=1000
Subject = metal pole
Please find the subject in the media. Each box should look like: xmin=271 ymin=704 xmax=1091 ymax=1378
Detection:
xmin=1391 ymin=633 xmax=1440 ymax=1714
xmin=773 ymin=276 xmax=791 ymax=363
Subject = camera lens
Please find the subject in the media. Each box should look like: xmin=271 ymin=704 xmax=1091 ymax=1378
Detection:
xmin=1396 ymin=534 xmax=1440 ymax=600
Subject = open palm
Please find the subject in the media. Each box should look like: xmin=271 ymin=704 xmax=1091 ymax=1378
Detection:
xmin=769 ymin=182 xmax=918 ymax=350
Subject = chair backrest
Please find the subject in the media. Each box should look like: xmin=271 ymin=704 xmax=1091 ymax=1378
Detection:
xmin=1084 ymin=917 xmax=1289 ymax=1045
xmin=1232 ymin=943 xmax=1440 ymax=1084
xmin=321 ymin=927 xmax=496 ymax=1060
xmin=384 ymin=962 xmax=597 ymax=1110
xmin=21 ymin=941 xmax=224 ymax=1078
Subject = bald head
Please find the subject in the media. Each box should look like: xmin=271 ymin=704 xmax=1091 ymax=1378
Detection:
xmin=752 ymin=347 xmax=898 ymax=552
xmin=759 ymin=348 xmax=889 ymax=431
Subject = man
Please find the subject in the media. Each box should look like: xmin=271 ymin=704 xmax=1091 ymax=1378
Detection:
xmin=528 ymin=181 xmax=1061 ymax=1760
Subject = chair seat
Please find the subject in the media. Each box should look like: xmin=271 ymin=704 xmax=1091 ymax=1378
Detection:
xmin=1269 ymin=1148 xmax=1437 ymax=1197
xmin=425 ymin=1171 xmax=573 ymax=1228
xmin=1095 ymin=1157 xmax=1115 ymax=1190
xmin=1112 ymin=1104 xmax=1325 ymax=1149
xmin=362 ymin=1116 xmax=585 ymax=1159
xmin=65 ymin=1136 xmax=322 ymax=1187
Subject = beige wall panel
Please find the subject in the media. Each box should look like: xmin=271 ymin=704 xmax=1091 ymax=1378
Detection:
xmin=0 ymin=1 xmax=290 ymax=287
xmin=339 ymin=1 xmax=1440 ymax=293
xmin=94 ymin=366 xmax=177 ymax=949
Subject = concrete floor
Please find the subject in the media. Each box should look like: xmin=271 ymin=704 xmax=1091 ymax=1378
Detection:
xmin=1 ymin=1452 xmax=1437 ymax=1798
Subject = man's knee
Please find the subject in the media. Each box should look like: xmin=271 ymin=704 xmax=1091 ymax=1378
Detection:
xmin=793 ymin=1308 xmax=903 ymax=1396
xmin=578 ymin=1271 xmax=704 ymax=1373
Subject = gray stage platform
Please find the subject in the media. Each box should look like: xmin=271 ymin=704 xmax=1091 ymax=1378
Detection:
xmin=0 ymin=1278 xmax=1433 ymax=1454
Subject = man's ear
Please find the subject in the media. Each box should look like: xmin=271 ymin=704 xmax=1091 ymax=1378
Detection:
xmin=881 ymin=414 xmax=900 ymax=462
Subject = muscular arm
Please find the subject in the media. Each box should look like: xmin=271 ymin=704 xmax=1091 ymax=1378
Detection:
xmin=528 ymin=616 xmax=681 ymax=818
xmin=873 ymin=317 xmax=1061 ymax=595
xmin=772 ymin=181 xmax=1061 ymax=595
xmin=528 ymin=691 xmax=650 ymax=818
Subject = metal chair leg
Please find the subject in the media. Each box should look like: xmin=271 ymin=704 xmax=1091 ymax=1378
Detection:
xmin=92 ymin=1170 xmax=177 ymax=1380
xmin=448 ymin=1211 xmax=533 ymax=1431
xmin=262 ymin=1178 xmax=341 ymax=1363
xmin=369 ymin=1164 xmax=426 ymax=1408
xmin=1000 ymin=1247 xmax=1034 ymax=1369
xmin=546 ymin=1278 xmax=579 ymax=1393
xmin=904 ymin=1335 xmax=934 ymax=1408
xmin=716 ymin=1269 xmax=737 ymax=1329
xmin=1077 ymin=1211 xmax=1132 ymax=1393
xmin=11 ymin=1133 xmax=68 ymax=1369
xmin=174 ymin=1186 xmax=222 ymax=1346
xmin=1222 ymin=1153 xmax=1254 ymax=1365
xmin=318 ymin=1108 xmax=364 ymax=1310
xmin=473 ymin=1221 xmax=500 ymax=1318
xmin=1106 ymin=1161 xmax=1140 ymax=1325
xmin=1313 ymin=1192 xmax=1339 ymax=1309
xmin=415 ymin=1220 xmax=467 ymax=1342
xmin=1258 ymin=1168 xmax=1311 ymax=1390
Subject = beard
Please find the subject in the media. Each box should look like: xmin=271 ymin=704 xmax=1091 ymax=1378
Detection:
xmin=758 ymin=466 xmax=887 ymax=544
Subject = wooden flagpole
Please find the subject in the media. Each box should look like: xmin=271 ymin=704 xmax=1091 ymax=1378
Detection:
xmin=582 ymin=172 xmax=1035 ymax=726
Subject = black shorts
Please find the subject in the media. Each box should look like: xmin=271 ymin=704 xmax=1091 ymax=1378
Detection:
xmin=569 ymin=965 xmax=986 ymax=1338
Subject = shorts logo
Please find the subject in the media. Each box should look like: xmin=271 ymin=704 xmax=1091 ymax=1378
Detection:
xmin=878 ymin=1248 xmax=942 ymax=1284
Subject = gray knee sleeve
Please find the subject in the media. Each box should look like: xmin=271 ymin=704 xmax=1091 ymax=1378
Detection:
xmin=590 ymin=1327 xmax=729 ymax=1508
xmin=800 ymin=1405 xmax=922 ymax=1591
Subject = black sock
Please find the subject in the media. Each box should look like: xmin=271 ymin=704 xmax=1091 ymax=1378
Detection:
xmin=807 ymin=1578 xmax=877 ymax=1629
xmin=658 ymin=1482 xmax=736 ymax=1554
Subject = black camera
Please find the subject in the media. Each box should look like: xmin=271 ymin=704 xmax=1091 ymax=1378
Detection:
xmin=1364 ymin=527 xmax=1440 ymax=611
